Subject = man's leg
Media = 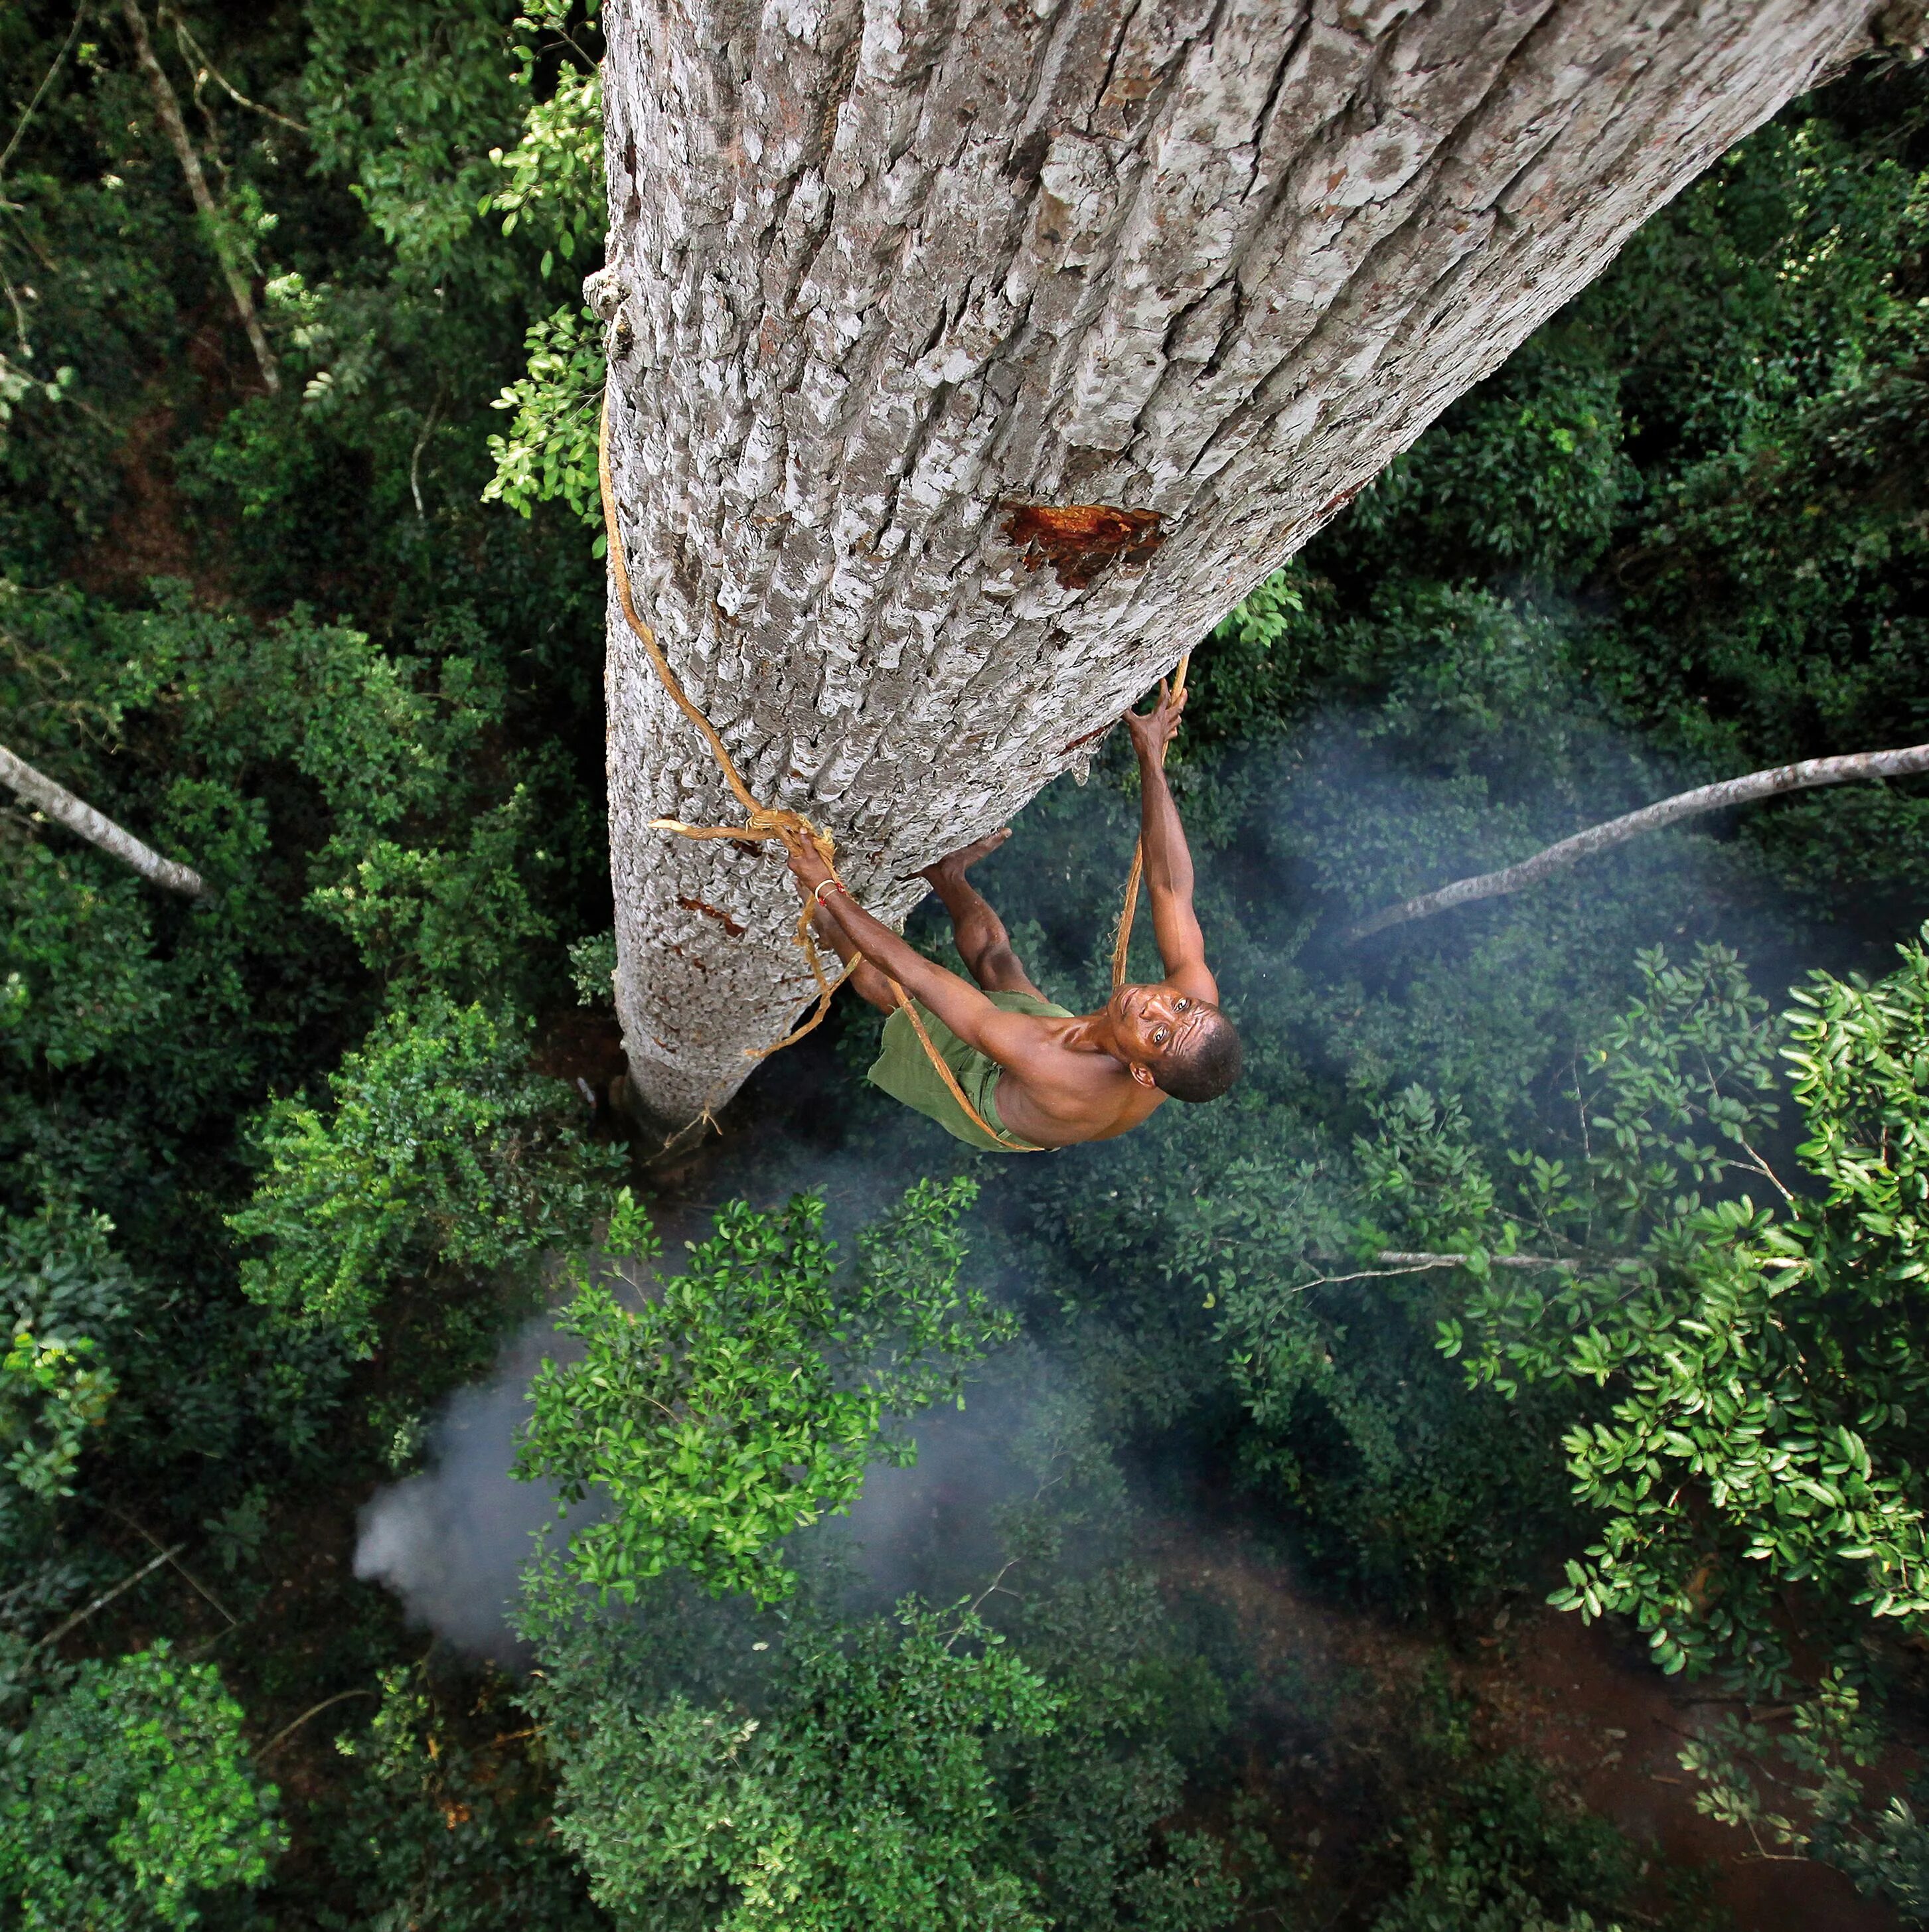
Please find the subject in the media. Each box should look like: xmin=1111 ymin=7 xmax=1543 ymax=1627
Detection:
xmin=917 ymin=829 xmax=1044 ymax=997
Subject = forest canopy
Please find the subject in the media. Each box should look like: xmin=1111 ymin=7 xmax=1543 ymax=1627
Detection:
xmin=6 ymin=3 xmax=1929 ymax=1929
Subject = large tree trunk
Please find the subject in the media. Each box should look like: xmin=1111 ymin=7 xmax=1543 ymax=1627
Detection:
xmin=599 ymin=0 xmax=1893 ymax=1128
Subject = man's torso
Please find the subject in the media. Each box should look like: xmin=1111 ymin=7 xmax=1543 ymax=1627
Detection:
xmin=990 ymin=1015 xmax=1164 ymax=1147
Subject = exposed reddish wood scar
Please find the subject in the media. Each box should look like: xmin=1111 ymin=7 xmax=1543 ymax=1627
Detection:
xmin=1002 ymin=504 xmax=1164 ymax=589
xmin=1318 ymin=480 xmax=1367 ymax=518
xmin=678 ymin=895 xmax=745 ymax=938
xmin=1060 ymin=719 xmax=1115 ymax=755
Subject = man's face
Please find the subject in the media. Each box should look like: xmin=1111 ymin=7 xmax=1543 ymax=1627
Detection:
xmin=1107 ymin=981 xmax=1217 ymax=1087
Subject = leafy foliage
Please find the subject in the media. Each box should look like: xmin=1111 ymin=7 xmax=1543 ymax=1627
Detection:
xmin=0 ymin=1643 xmax=285 ymax=1928
xmin=230 ymin=995 xmax=618 ymax=1358
xmin=1369 ymin=1754 xmax=1675 ymax=1932
xmin=518 ymin=1178 xmax=1015 ymax=1603
xmin=483 ymin=303 xmax=606 ymax=532
xmin=0 ymin=1201 xmax=133 ymax=1546
xmin=538 ymin=1598 xmax=1062 ymax=1929
xmin=322 ymin=1660 xmax=601 ymax=1932
xmin=1355 ymin=935 xmax=1929 ymax=1684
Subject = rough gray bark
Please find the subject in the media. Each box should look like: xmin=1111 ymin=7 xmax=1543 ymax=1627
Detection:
xmin=599 ymin=0 xmax=1890 ymax=1128
xmin=1348 ymin=741 xmax=1929 ymax=940
xmin=0 ymin=743 xmax=209 ymax=899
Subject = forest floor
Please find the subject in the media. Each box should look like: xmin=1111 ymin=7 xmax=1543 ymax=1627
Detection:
xmin=1154 ymin=1521 xmax=1901 ymax=1931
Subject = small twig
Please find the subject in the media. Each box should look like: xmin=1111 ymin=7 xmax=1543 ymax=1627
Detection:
xmin=1294 ymin=1249 xmax=1579 ymax=1292
xmin=1 ymin=267 xmax=29 ymax=358
xmin=27 ymin=1544 xmax=184 ymax=1656
xmin=1294 ymin=1258 xmax=1457 ymax=1292
xmin=408 ymin=388 xmax=443 ymax=521
xmin=1348 ymin=742 xmax=1929 ymax=940
xmin=0 ymin=740 xmax=208 ymax=897
xmin=945 ymin=1558 xmax=1024 ymax=1651
xmin=1377 ymin=1249 xmax=1579 ymax=1272
xmin=254 ymin=1686 xmax=376 ymax=1759
xmin=106 ymin=1506 xmax=239 ymax=1628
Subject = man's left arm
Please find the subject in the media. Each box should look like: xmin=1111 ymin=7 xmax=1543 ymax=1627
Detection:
xmin=776 ymin=834 xmax=1045 ymax=1064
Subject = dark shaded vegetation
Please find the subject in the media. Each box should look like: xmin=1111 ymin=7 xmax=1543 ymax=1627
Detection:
xmin=5 ymin=2 xmax=1929 ymax=1925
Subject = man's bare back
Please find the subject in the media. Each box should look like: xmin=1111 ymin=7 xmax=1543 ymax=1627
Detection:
xmin=779 ymin=682 xmax=1242 ymax=1151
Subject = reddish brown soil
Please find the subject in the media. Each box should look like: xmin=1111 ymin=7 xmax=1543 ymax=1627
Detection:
xmin=530 ymin=1005 xmax=627 ymax=1096
xmin=72 ymin=403 xmax=196 ymax=597
xmin=1155 ymin=1524 xmax=1899 ymax=1931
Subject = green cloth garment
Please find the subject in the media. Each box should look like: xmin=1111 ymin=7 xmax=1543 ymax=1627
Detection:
xmin=866 ymin=989 xmax=1072 ymax=1152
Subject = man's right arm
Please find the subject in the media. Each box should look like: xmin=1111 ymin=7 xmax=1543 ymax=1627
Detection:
xmin=1126 ymin=685 xmax=1217 ymax=1003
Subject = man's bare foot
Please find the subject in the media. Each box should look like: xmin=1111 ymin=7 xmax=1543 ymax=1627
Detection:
xmin=916 ymin=826 xmax=1012 ymax=883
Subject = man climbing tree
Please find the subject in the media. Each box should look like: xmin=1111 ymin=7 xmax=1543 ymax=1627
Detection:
xmin=782 ymin=679 xmax=1239 ymax=1151
xmin=597 ymin=0 xmax=1907 ymax=1131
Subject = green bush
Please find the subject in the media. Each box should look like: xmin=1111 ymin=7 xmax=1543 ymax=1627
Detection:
xmin=0 ymin=1643 xmax=285 ymax=1927
xmin=518 ymin=1177 xmax=1015 ymax=1603
xmin=231 ymin=995 xmax=618 ymax=1357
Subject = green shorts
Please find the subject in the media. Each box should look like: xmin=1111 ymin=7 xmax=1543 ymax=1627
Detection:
xmin=866 ymin=989 xmax=1071 ymax=1153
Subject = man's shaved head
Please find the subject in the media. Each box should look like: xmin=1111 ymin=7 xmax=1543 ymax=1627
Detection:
xmin=1152 ymin=1007 xmax=1242 ymax=1102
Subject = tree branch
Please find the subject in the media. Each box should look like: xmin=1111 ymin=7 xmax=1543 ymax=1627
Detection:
xmin=1347 ymin=743 xmax=1929 ymax=941
xmin=1376 ymin=1250 xmax=1579 ymax=1272
xmin=0 ymin=0 xmax=88 ymax=184
xmin=0 ymin=741 xmax=208 ymax=897
xmin=254 ymin=1686 xmax=375 ymax=1760
xmin=27 ymin=1543 xmax=184 ymax=1655
xmin=119 ymin=0 xmax=279 ymax=392
xmin=160 ymin=3 xmax=309 ymax=134
xmin=1291 ymin=1249 xmax=1581 ymax=1292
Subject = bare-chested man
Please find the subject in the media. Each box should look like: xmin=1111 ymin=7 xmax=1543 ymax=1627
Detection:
xmin=777 ymin=680 xmax=1241 ymax=1152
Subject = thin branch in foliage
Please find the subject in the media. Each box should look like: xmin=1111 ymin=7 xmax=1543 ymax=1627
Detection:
xmin=161 ymin=4 xmax=308 ymax=135
xmin=26 ymin=1544 xmax=184 ymax=1656
xmin=0 ymin=0 xmax=88 ymax=184
xmin=1377 ymin=1249 xmax=1579 ymax=1271
xmin=254 ymin=1686 xmax=376 ymax=1760
xmin=107 ymin=1505 xmax=240 ymax=1628
xmin=409 ymin=387 xmax=444 ymax=521
xmin=1294 ymin=1250 xmax=1579 ymax=1293
xmin=0 ymin=740 xmax=208 ymax=897
xmin=119 ymin=0 xmax=279 ymax=392
xmin=1347 ymin=742 xmax=1929 ymax=941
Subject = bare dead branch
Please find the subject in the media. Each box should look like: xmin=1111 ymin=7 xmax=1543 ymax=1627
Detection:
xmin=1347 ymin=743 xmax=1929 ymax=942
xmin=119 ymin=0 xmax=279 ymax=392
xmin=0 ymin=740 xmax=208 ymax=897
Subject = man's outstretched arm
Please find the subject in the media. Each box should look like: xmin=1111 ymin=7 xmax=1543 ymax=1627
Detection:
xmin=777 ymin=835 xmax=1039 ymax=1061
xmin=1124 ymin=682 xmax=1217 ymax=1003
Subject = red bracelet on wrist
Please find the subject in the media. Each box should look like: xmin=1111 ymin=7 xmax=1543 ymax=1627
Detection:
xmin=813 ymin=877 xmax=850 ymax=907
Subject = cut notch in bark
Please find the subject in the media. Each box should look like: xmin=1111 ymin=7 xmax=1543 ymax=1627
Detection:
xmin=1002 ymin=505 xmax=1164 ymax=589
